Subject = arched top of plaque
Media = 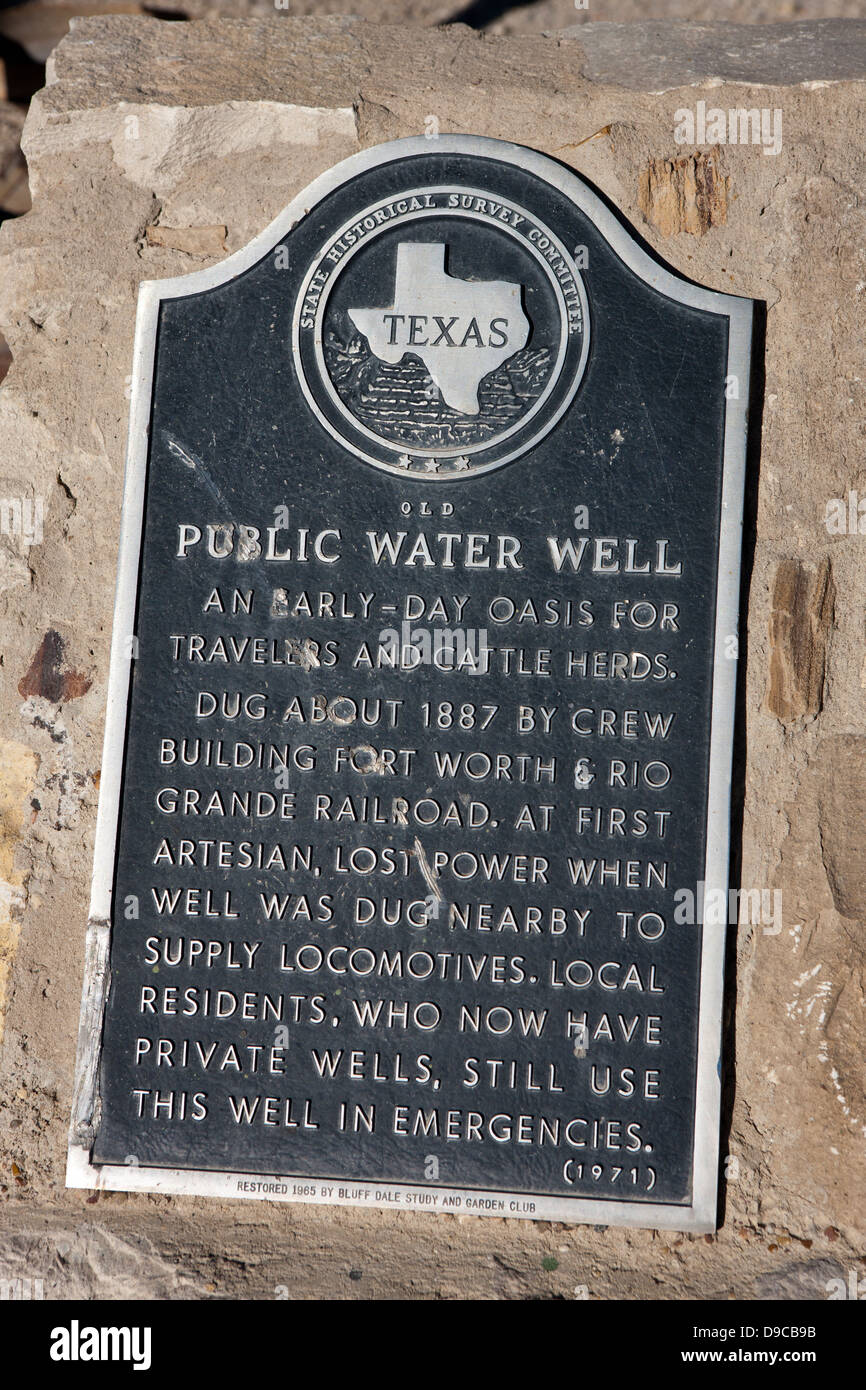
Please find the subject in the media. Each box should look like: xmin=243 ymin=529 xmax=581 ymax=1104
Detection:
xmin=130 ymin=135 xmax=751 ymax=481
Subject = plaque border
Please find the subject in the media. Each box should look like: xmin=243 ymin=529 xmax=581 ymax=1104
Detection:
xmin=67 ymin=135 xmax=752 ymax=1233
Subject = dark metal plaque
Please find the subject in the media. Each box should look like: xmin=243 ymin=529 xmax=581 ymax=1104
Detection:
xmin=69 ymin=137 xmax=752 ymax=1230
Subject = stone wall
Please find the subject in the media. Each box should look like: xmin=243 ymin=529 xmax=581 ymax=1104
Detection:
xmin=0 ymin=15 xmax=864 ymax=1299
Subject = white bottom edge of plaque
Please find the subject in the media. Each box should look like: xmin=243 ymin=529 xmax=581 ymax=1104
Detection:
xmin=66 ymin=1144 xmax=716 ymax=1232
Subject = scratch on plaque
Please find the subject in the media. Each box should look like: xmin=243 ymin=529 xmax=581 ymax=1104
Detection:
xmin=413 ymin=837 xmax=443 ymax=904
xmin=326 ymin=697 xmax=357 ymax=725
xmin=164 ymin=435 xmax=202 ymax=470
xmin=70 ymin=917 xmax=111 ymax=1146
xmin=350 ymin=744 xmax=389 ymax=774
xmin=633 ymin=381 xmax=686 ymax=557
xmin=668 ymin=348 xmax=687 ymax=398
xmin=163 ymin=432 xmax=232 ymax=510
xmin=286 ymin=638 xmax=320 ymax=671
xmin=609 ymin=427 xmax=626 ymax=462
xmin=237 ymin=527 xmax=259 ymax=562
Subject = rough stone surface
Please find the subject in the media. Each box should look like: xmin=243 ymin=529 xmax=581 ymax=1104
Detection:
xmin=0 ymin=4 xmax=146 ymax=66
xmin=493 ymin=2 xmax=865 ymax=34
xmin=0 ymin=15 xmax=864 ymax=1300
xmin=565 ymin=19 xmax=866 ymax=87
xmin=765 ymin=556 xmax=834 ymax=722
xmin=0 ymin=103 xmax=27 ymax=217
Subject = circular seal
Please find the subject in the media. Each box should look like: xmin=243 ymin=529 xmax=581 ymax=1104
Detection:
xmin=293 ymin=186 xmax=589 ymax=479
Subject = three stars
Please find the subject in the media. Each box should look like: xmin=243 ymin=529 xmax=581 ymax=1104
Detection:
xmin=395 ymin=454 xmax=471 ymax=474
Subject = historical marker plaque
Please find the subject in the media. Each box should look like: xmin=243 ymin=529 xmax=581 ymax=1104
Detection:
xmin=69 ymin=137 xmax=751 ymax=1230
